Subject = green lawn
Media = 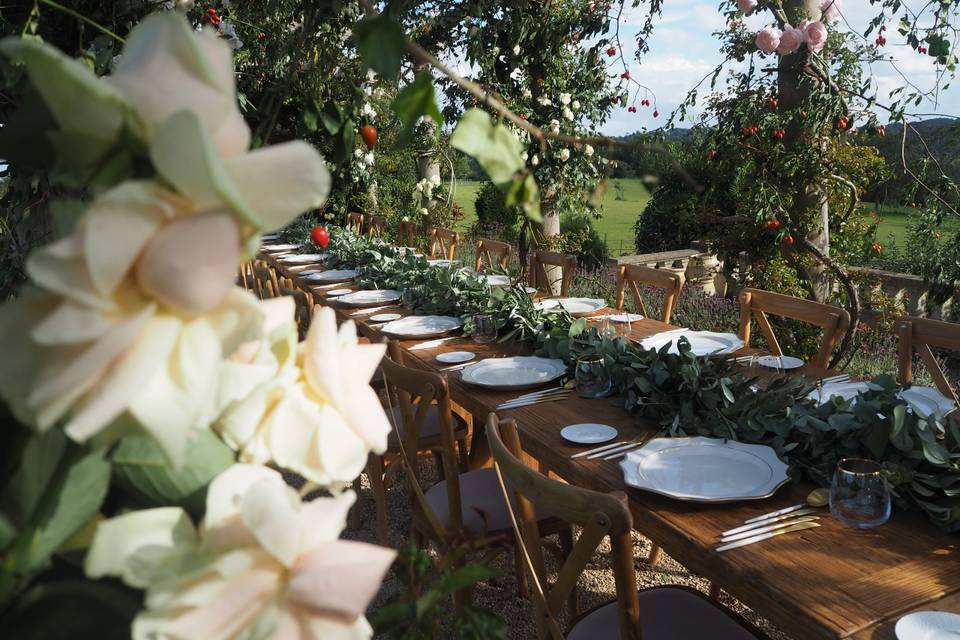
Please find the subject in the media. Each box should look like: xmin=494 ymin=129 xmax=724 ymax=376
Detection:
xmin=865 ymin=202 xmax=960 ymax=245
xmin=450 ymin=178 xmax=651 ymax=256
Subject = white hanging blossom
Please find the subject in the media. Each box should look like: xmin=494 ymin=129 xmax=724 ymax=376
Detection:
xmin=571 ymin=99 xmax=581 ymax=111
xmin=537 ymin=95 xmax=552 ymax=106
xmin=531 ymin=154 xmax=540 ymax=166
xmin=549 ymin=119 xmax=560 ymax=134
xmin=558 ymin=148 xmax=570 ymax=162
xmin=559 ymin=93 xmax=571 ymax=105
xmin=562 ymin=107 xmax=574 ymax=121
xmin=584 ymin=144 xmax=595 ymax=157
xmin=512 ymin=44 xmax=521 ymax=55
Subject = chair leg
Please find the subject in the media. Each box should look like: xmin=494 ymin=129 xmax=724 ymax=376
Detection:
xmin=367 ymin=456 xmax=389 ymax=546
xmin=559 ymin=526 xmax=577 ymax=616
xmin=432 ymin=450 xmax=446 ymax=481
xmin=648 ymin=543 xmax=663 ymax=567
xmin=514 ymin=542 xmax=530 ymax=599
xmin=456 ymin=435 xmax=470 ymax=473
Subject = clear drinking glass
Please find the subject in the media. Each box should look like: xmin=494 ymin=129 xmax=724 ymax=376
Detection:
xmin=575 ymin=356 xmax=613 ymax=398
xmin=613 ymin=315 xmax=633 ymax=340
xmin=829 ymin=458 xmax=891 ymax=529
xmin=472 ymin=313 xmax=497 ymax=344
xmin=600 ymin=316 xmax=618 ymax=340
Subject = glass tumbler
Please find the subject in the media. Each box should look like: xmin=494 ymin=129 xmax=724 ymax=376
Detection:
xmin=575 ymin=356 xmax=613 ymax=398
xmin=829 ymin=458 xmax=891 ymax=529
xmin=472 ymin=313 xmax=498 ymax=344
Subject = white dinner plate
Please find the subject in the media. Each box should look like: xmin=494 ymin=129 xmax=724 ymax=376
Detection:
xmin=261 ymin=233 xmax=279 ymax=240
xmin=369 ymin=313 xmax=402 ymax=323
xmin=262 ymin=243 xmax=301 ymax=252
xmin=304 ymin=269 xmax=358 ymax=284
xmin=535 ymin=298 xmax=607 ymax=318
xmin=639 ymin=329 xmax=744 ymax=357
xmin=461 ymin=356 xmax=567 ymax=390
xmin=279 ymin=253 xmax=327 ymax=263
xmin=524 ymin=287 xmax=538 ymax=295
xmin=620 ymin=437 xmax=789 ymax=503
xmin=808 ymin=381 xmax=871 ymax=405
xmin=485 ymin=274 xmax=512 ymax=287
xmin=900 ymin=386 xmax=956 ymax=418
xmin=436 ymin=351 xmax=476 ymax=364
xmin=561 ymin=423 xmax=618 ymax=445
xmin=336 ymin=289 xmax=402 ymax=307
xmin=895 ymin=611 xmax=960 ymax=639
xmin=428 ymin=259 xmax=461 ymax=267
xmin=380 ymin=315 xmax=462 ymax=339
xmin=324 ymin=288 xmax=352 ymax=297
xmin=607 ymin=313 xmax=644 ymax=323
xmin=754 ymin=355 xmax=805 ymax=370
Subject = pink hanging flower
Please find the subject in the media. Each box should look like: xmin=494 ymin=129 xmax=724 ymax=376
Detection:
xmin=819 ymin=0 xmax=842 ymax=22
xmin=777 ymin=26 xmax=803 ymax=54
xmin=755 ymin=27 xmax=782 ymax=53
xmin=804 ymin=20 xmax=828 ymax=51
xmin=737 ymin=0 xmax=758 ymax=15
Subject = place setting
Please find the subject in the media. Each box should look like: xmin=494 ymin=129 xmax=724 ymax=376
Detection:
xmin=302 ymin=269 xmax=358 ymax=284
xmin=638 ymin=328 xmax=745 ymax=356
xmin=335 ymin=289 xmax=403 ymax=307
xmin=534 ymin=297 xmax=608 ymax=318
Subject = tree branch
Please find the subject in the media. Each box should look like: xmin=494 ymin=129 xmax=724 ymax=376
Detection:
xmin=801 ymin=237 xmax=860 ymax=367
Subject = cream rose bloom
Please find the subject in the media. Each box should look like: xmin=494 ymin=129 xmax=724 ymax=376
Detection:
xmin=0 ymin=182 xmax=277 ymax=464
xmin=85 ymin=464 xmax=396 ymax=640
xmin=215 ymin=307 xmax=391 ymax=488
xmin=0 ymin=12 xmax=330 ymax=240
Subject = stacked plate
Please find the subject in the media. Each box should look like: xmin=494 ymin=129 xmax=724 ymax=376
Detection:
xmin=535 ymin=298 xmax=607 ymax=317
xmin=380 ymin=315 xmax=461 ymax=339
xmin=303 ymin=269 xmax=358 ymax=284
xmin=279 ymin=253 xmax=327 ymax=264
xmin=485 ymin=274 xmax=512 ymax=287
xmin=620 ymin=437 xmax=789 ymax=502
xmin=461 ymin=356 xmax=567 ymax=390
xmin=336 ymin=289 xmax=402 ymax=307
xmin=262 ymin=243 xmax=301 ymax=252
xmin=639 ymin=329 xmax=744 ymax=357
xmin=427 ymin=259 xmax=461 ymax=267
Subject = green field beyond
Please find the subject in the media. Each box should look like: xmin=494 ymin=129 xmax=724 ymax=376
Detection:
xmin=450 ymin=179 xmax=954 ymax=256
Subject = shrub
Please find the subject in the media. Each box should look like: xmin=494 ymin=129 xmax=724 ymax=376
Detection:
xmin=556 ymin=212 xmax=609 ymax=271
xmin=474 ymin=181 xmax=522 ymax=229
xmin=633 ymin=171 xmax=702 ymax=253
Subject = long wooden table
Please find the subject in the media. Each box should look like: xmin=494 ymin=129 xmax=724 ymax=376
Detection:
xmin=267 ymin=253 xmax=960 ymax=640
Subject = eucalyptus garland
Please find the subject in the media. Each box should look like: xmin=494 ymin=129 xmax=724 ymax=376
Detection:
xmin=316 ymin=229 xmax=960 ymax=531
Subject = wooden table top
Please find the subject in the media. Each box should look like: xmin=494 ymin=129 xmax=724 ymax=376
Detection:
xmin=267 ymin=255 xmax=960 ymax=640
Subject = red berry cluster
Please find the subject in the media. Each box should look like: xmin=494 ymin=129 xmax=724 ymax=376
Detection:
xmin=706 ymin=149 xmax=718 ymax=159
xmin=770 ymin=129 xmax=786 ymax=140
xmin=876 ymin=25 xmax=887 ymax=46
xmin=836 ymin=116 xmax=849 ymax=129
xmin=741 ymin=125 xmax=758 ymax=136
xmin=918 ymin=45 xmax=928 ymax=54
xmin=783 ymin=235 xmax=795 ymax=246
xmin=871 ymin=242 xmax=882 ymax=254
xmin=202 ymin=4 xmax=221 ymax=25
xmin=621 ymin=70 xmax=631 ymax=80
xmin=767 ymin=97 xmax=779 ymax=109
xmin=258 ymin=31 xmax=266 ymax=40
xmin=640 ymin=98 xmax=650 ymax=106
xmin=766 ymin=219 xmax=781 ymax=230
xmin=875 ymin=124 xmax=886 ymax=137
xmin=607 ymin=46 xmax=617 ymax=56
xmin=610 ymin=95 xmax=619 ymax=104
xmin=652 ymin=110 xmax=659 ymax=118
xmin=628 ymin=105 xmax=637 ymax=113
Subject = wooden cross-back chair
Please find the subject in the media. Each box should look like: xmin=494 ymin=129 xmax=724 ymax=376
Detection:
xmin=367 ymin=215 xmax=387 ymax=239
xmin=738 ymin=288 xmax=851 ymax=368
xmin=398 ymin=220 xmax=416 ymax=248
xmin=277 ymin=283 xmax=313 ymax=339
xmin=615 ymin=264 xmax=683 ymax=324
xmin=475 ymin=238 xmax=512 ymax=272
xmin=253 ymin=261 xmax=279 ymax=299
xmin=898 ymin=316 xmax=960 ymax=403
xmin=346 ymin=211 xmax=364 ymax=235
xmin=487 ymin=413 xmax=766 ymax=640
xmin=528 ymin=250 xmax=577 ymax=297
xmin=429 ymin=226 xmax=460 ymax=260
xmin=380 ymin=345 xmax=568 ymax=600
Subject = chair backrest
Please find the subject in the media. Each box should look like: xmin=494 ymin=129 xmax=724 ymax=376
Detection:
xmin=475 ymin=238 xmax=512 ymax=272
xmin=381 ymin=341 xmax=463 ymax=541
xmin=346 ymin=211 xmax=364 ymax=235
xmin=487 ymin=413 xmax=639 ymax=640
xmin=279 ymin=285 xmax=313 ymax=338
xmin=528 ymin=250 xmax=577 ymax=297
xmin=253 ymin=261 xmax=280 ymax=299
xmin=615 ymin=264 xmax=683 ymax=324
xmin=398 ymin=220 xmax=416 ymax=248
xmin=898 ymin=316 xmax=960 ymax=402
xmin=368 ymin=215 xmax=387 ymax=238
xmin=429 ymin=226 xmax=460 ymax=260
xmin=738 ymin=288 xmax=851 ymax=368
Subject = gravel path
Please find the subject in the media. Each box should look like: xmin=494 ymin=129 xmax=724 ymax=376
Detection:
xmin=333 ymin=460 xmax=794 ymax=639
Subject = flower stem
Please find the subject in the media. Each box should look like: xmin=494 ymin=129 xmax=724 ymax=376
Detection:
xmin=37 ymin=0 xmax=126 ymax=44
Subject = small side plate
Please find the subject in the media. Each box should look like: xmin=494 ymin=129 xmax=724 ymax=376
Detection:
xmin=325 ymin=288 xmax=352 ymax=297
xmin=755 ymin=355 xmax=804 ymax=370
xmin=436 ymin=351 xmax=475 ymax=364
xmin=369 ymin=313 xmax=402 ymax=323
xmin=561 ymin=423 xmax=618 ymax=445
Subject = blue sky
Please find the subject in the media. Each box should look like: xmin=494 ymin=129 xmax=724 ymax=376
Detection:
xmin=599 ymin=0 xmax=960 ymax=135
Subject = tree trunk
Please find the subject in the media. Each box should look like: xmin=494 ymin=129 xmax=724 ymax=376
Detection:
xmin=778 ymin=0 xmax=832 ymax=302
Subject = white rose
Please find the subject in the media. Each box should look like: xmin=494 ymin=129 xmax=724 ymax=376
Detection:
xmin=429 ymin=173 xmax=441 ymax=185
xmin=584 ymin=144 xmax=595 ymax=156
xmin=549 ymin=119 xmax=560 ymax=133
xmin=354 ymin=148 xmax=363 ymax=158
xmin=538 ymin=96 xmax=552 ymax=106
xmin=521 ymin=151 xmax=528 ymax=161
xmin=492 ymin=46 xmax=500 ymax=55
xmin=559 ymin=148 xmax=570 ymax=162
xmin=512 ymin=44 xmax=521 ymax=55
xmin=86 ymin=465 xmax=396 ymax=640
xmin=522 ymin=88 xmax=532 ymax=98
xmin=361 ymin=103 xmax=376 ymax=118
xmin=364 ymin=152 xmax=375 ymax=166
xmin=531 ymin=154 xmax=540 ymax=166
xmin=419 ymin=207 xmax=429 ymax=216
xmin=563 ymin=107 xmax=574 ymax=121
xmin=559 ymin=93 xmax=572 ymax=105
xmin=572 ymin=99 xmax=581 ymax=111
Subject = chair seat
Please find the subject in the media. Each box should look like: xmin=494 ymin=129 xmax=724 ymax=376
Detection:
xmin=424 ymin=467 xmax=546 ymax=534
xmin=387 ymin=405 xmax=467 ymax=446
xmin=567 ymin=586 xmax=761 ymax=640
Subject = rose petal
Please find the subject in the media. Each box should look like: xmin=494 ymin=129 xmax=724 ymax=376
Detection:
xmin=240 ymin=477 xmax=304 ymax=568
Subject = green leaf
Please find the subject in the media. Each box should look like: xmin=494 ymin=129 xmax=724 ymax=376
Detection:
xmin=49 ymin=199 xmax=86 ymax=239
xmin=112 ymin=430 xmax=235 ymax=518
xmin=392 ymin=72 xmax=443 ymax=142
xmin=1 ymin=580 xmax=138 ymax=640
xmin=0 ymin=85 xmax=56 ymax=171
xmin=353 ymin=14 xmax=405 ymax=80
xmin=2 ymin=429 xmax=67 ymax=528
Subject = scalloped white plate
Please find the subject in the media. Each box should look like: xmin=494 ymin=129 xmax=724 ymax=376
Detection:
xmin=620 ymin=437 xmax=789 ymax=503
xmin=639 ymin=329 xmax=744 ymax=357
xmin=436 ymin=351 xmax=475 ymax=364
xmin=895 ymin=611 xmax=960 ymax=639
xmin=336 ymin=289 xmax=402 ymax=307
xmin=535 ymin=298 xmax=607 ymax=317
xmin=304 ymin=269 xmax=358 ymax=284
xmin=380 ymin=315 xmax=461 ymax=338
xmin=461 ymin=356 xmax=567 ymax=390
xmin=561 ymin=423 xmax=618 ymax=445
xmin=262 ymin=243 xmax=301 ymax=252
xmin=280 ymin=253 xmax=327 ymax=263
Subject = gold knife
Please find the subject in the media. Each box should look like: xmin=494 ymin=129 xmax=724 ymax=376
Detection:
xmin=720 ymin=516 xmax=819 ymax=543
xmin=715 ymin=521 xmax=820 ymax=552
xmin=720 ymin=508 xmax=820 ymax=538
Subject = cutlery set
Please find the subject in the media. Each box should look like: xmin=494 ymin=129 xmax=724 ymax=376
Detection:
xmin=496 ymin=386 xmax=571 ymax=410
xmin=569 ymin=435 xmax=655 ymax=461
xmin=714 ymin=501 xmax=825 ymax=552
